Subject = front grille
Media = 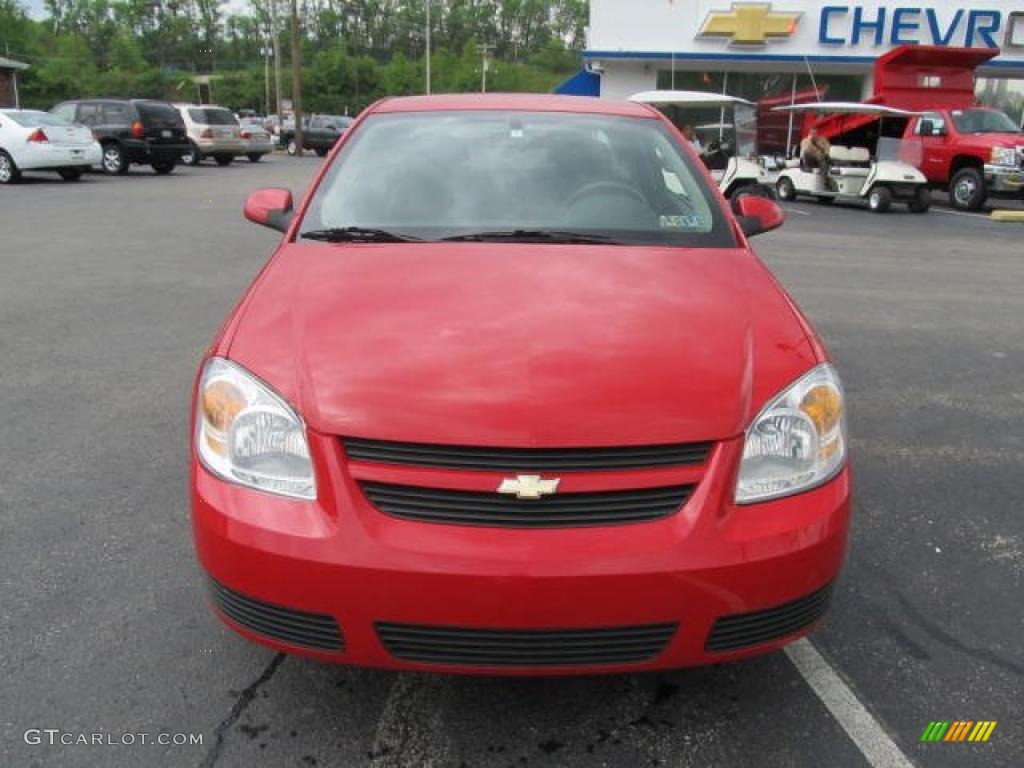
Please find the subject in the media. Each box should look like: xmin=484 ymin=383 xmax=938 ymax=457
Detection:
xmin=360 ymin=481 xmax=693 ymax=528
xmin=207 ymin=578 xmax=343 ymax=651
xmin=376 ymin=622 xmax=677 ymax=667
xmin=344 ymin=437 xmax=711 ymax=472
xmin=706 ymin=582 xmax=834 ymax=653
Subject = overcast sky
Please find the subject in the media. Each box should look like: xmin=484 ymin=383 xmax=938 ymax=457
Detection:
xmin=23 ymin=0 xmax=44 ymax=19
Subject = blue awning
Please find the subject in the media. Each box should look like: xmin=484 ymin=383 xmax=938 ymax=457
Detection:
xmin=553 ymin=69 xmax=601 ymax=97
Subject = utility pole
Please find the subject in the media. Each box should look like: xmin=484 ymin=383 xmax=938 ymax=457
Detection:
xmin=261 ymin=39 xmax=272 ymax=116
xmin=271 ymin=0 xmax=283 ymax=127
xmin=424 ymin=0 xmax=431 ymax=94
xmin=290 ymin=0 xmax=303 ymax=154
xmin=478 ymin=43 xmax=493 ymax=93
xmin=146 ymin=0 xmax=165 ymax=99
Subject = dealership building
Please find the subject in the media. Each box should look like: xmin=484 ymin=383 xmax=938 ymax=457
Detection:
xmin=560 ymin=0 xmax=1024 ymax=115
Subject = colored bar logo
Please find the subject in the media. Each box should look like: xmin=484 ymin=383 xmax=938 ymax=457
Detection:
xmin=921 ymin=721 xmax=997 ymax=742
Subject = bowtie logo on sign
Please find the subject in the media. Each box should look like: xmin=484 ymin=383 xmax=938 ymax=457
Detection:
xmin=698 ymin=2 xmax=802 ymax=46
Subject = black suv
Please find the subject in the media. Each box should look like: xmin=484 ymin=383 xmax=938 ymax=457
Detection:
xmin=50 ymin=99 xmax=189 ymax=175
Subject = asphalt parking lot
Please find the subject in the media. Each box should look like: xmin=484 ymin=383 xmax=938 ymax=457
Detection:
xmin=1 ymin=158 xmax=1022 ymax=768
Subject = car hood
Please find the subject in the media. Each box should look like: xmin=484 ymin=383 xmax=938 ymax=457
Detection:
xmin=962 ymin=132 xmax=1024 ymax=148
xmin=226 ymin=243 xmax=819 ymax=446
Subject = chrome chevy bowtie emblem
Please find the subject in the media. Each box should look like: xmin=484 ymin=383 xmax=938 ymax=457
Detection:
xmin=497 ymin=475 xmax=560 ymax=500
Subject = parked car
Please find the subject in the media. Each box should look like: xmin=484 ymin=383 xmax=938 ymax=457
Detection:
xmin=0 ymin=108 xmax=101 ymax=184
xmin=262 ymin=114 xmax=290 ymax=147
xmin=50 ymin=98 xmax=186 ymax=175
xmin=239 ymin=118 xmax=273 ymax=162
xmin=281 ymin=114 xmax=353 ymax=156
xmin=192 ymin=94 xmax=850 ymax=674
xmin=176 ymin=105 xmax=246 ymax=166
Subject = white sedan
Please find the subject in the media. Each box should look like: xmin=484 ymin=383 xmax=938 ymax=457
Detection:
xmin=0 ymin=109 xmax=102 ymax=184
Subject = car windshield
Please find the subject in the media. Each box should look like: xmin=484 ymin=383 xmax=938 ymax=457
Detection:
xmin=189 ymin=108 xmax=237 ymax=126
xmin=6 ymin=110 xmax=74 ymax=127
xmin=950 ymin=108 xmax=1021 ymax=134
xmin=300 ymin=111 xmax=733 ymax=246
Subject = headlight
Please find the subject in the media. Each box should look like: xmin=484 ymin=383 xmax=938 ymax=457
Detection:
xmin=196 ymin=357 xmax=316 ymax=500
xmin=990 ymin=147 xmax=1017 ymax=167
xmin=735 ymin=364 xmax=846 ymax=504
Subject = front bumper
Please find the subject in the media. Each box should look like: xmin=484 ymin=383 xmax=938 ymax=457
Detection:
xmin=192 ymin=432 xmax=851 ymax=675
xmin=984 ymin=164 xmax=1024 ymax=195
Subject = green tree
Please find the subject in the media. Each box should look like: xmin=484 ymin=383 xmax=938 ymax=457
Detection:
xmin=29 ymin=33 xmax=98 ymax=104
xmin=11 ymin=0 xmax=588 ymax=111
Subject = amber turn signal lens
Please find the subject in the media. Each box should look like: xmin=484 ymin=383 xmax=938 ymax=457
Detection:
xmin=202 ymin=380 xmax=245 ymax=456
xmin=800 ymin=385 xmax=842 ymax=435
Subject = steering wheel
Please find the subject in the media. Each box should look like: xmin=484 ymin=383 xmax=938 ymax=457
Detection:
xmin=565 ymin=180 xmax=646 ymax=208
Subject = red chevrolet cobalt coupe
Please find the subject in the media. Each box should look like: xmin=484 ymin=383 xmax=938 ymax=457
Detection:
xmin=191 ymin=94 xmax=850 ymax=674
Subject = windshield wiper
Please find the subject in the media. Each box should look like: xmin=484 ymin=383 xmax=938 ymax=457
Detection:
xmin=301 ymin=227 xmax=423 ymax=243
xmin=441 ymin=229 xmax=621 ymax=244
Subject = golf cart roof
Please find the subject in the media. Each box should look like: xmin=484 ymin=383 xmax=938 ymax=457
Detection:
xmin=630 ymin=90 xmax=755 ymax=108
xmin=771 ymin=101 xmax=922 ymax=117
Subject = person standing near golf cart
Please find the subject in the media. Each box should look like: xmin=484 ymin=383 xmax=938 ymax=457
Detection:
xmin=681 ymin=124 xmax=703 ymax=154
xmin=800 ymin=127 xmax=831 ymax=172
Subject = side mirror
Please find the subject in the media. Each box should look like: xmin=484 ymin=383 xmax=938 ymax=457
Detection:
xmin=244 ymin=187 xmax=294 ymax=232
xmin=919 ymin=119 xmax=934 ymax=137
xmin=733 ymin=194 xmax=785 ymax=237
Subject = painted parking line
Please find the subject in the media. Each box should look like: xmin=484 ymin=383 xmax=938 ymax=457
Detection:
xmin=783 ymin=207 xmax=812 ymax=216
xmin=786 ymin=639 xmax=915 ymax=768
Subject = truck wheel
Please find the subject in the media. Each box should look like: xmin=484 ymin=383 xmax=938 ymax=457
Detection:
xmin=776 ymin=177 xmax=796 ymax=201
xmin=950 ymin=168 xmax=985 ymax=211
xmin=0 ymin=150 xmax=21 ymax=184
xmin=909 ymin=187 xmax=931 ymax=214
xmin=868 ymin=185 xmax=892 ymax=213
xmin=101 ymin=143 xmax=128 ymax=175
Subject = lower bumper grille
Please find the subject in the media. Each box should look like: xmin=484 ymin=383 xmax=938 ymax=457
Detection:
xmin=360 ymin=482 xmax=693 ymax=528
xmin=376 ymin=622 xmax=678 ymax=667
xmin=705 ymin=581 xmax=834 ymax=653
xmin=207 ymin=578 xmax=343 ymax=651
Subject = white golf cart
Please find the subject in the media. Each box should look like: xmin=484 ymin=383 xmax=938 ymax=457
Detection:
xmin=630 ymin=90 xmax=775 ymax=200
xmin=773 ymin=102 xmax=931 ymax=213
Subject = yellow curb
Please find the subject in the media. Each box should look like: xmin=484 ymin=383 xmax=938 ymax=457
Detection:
xmin=991 ymin=209 xmax=1024 ymax=222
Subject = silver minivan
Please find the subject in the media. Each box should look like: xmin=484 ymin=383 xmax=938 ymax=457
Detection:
xmin=175 ymin=105 xmax=245 ymax=166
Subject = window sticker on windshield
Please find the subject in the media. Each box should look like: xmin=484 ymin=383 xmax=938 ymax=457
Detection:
xmin=659 ymin=214 xmax=706 ymax=230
